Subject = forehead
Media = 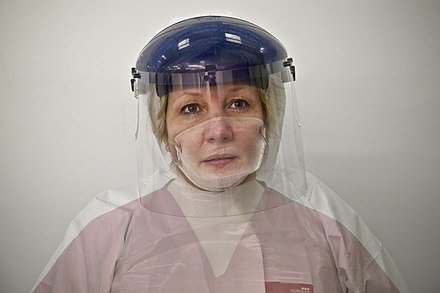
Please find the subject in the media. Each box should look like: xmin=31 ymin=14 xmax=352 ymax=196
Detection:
xmin=167 ymin=83 xmax=260 ymax=101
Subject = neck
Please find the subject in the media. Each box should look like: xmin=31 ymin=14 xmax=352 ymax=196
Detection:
xmin=167 ymin=175 xmax=265 ymax=217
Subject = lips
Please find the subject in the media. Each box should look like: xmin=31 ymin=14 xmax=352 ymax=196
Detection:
xmin=202 ymin=154 xmax=238 ymax=167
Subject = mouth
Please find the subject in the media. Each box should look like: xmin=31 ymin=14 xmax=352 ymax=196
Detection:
xmin=202 ymin=155 xmax=238 ymax=167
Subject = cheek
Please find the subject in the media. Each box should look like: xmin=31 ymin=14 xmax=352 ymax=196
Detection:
xmin=165 ymin=117 xmax=179 ymax=149
xmin=236 ymin=129 xmax=264 ymax=154
xmin=165 ymin=122 xmax=177 ymax=159
xmin=179 ymin=136 xmax=205 ymax=157
xmin=168 ymin=130 xmax=204 ymax=161
xmin=166 ymin=132 xmax=184 ymax=161
xmin=165 ymin=115 xmax=192 ymax=144
xmin=247 ymin=134 xmax=263 ymax=150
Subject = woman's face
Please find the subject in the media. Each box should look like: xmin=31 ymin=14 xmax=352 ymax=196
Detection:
xmin=165 ymin=83 xmax=265 ymax=188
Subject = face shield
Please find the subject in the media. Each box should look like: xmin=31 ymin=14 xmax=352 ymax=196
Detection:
xmin=129 ymin=15 xmax=320 ymax=284
xmin=131 ymin=16 xmax=307 ymax=218
xmin=133 ymin=70 xmax=307 ymax=217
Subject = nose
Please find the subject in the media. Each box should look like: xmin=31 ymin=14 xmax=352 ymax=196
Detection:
xmin=204 ymin=117 xmax=233 ymax=143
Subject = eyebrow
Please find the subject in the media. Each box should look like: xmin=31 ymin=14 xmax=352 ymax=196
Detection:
xmin=171 ymin=91 xmax=203 ymax=101
xmin=226 ymin=85 xmax=246 ymax=93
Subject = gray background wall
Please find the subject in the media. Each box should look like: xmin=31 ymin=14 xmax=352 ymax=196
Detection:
xmin=1 ymin=0 xmax=439 ymax=292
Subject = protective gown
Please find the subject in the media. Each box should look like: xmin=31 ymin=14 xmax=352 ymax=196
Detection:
xmin=32 ymin=175 xmax=407 ymax=292
xmin=32 ymin=15 xmax=409 ymax=293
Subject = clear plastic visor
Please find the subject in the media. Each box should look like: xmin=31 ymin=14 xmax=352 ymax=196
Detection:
xmin=134 ymin=66 xmax=307 ymax=217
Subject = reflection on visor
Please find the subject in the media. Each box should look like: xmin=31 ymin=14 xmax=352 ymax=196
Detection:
xmin=172 ymin=117 xmax=265 ymax=191
xmin=154 ymin=66 xmax=270 ymax=97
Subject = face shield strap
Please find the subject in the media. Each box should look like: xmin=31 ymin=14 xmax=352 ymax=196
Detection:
xmin=131 ymin=67 xmax=141 ymax=93
xmin=282 ymin=58 xmax=295 ymax=81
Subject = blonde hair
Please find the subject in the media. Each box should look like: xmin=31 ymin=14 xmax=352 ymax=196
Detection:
xmin=148 ymin=93 xmax=168 ymax=144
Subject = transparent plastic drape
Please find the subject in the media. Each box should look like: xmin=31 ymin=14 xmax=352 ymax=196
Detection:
xmin=134 ymin=66 xmax=308 ymax=215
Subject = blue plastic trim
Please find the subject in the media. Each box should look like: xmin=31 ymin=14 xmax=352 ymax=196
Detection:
xmin=135 ymin=16 xmax=287 ymax=74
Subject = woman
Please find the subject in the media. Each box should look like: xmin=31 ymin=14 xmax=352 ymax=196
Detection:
xmin=33 ymin=16 xmax=409 ymax=292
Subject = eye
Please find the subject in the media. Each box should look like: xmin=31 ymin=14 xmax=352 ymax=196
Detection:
xmin=229 ymin=99 xmax=249 ymax=109
xmin=181 ymin=103 xmax=200 ymax=114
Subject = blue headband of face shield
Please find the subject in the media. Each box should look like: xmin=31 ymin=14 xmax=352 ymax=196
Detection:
xmin=131 ymin=16 xmax=295 ymax=95
xmin=133 ymin=60 xmax=294 ymax=97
